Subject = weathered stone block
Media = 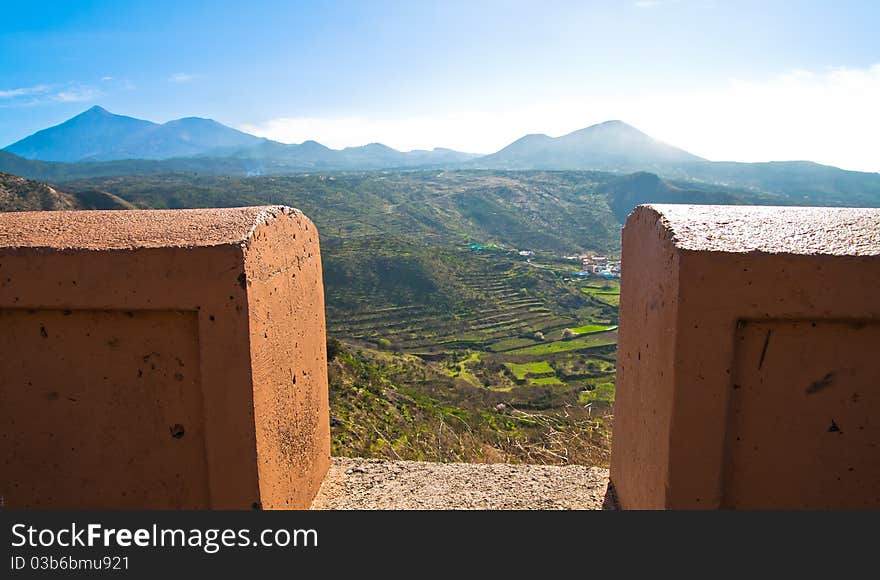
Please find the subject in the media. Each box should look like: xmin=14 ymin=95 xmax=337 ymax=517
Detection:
xmin=611 ymin=204 xmax=880 ymax=509
xmin=0 ymin=206 xmax=330 ymax=509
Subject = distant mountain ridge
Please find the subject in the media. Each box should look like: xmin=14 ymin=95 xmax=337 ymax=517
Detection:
xmin=3 ymin=107 xmax=880 ymax=206
xmin=474 ymin=120 xmax=704 ymax=171
xmin=5 ymin=106 xmax=263 ymax=162
xmin=4 ymin=109 xmax=699 ymax=171
xmin=4 ymin=106 xmax=480 ymax=168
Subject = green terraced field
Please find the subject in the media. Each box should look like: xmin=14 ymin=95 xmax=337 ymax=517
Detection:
xmin=323 ymin=240 xmax=608 ymax=353
xmin=570 ymin=324 xmax=617 ymax=335
xmin=586 ymin=358 xmax=616 ymax=372
xmin=579 ymin=381 xmax=616 ymax=404
xmin=504 ymin=360 xmax=555 ymax=380
xmin=528 ymin=376 xmax=565 ymax=386
xmin=584 ymin=292 xmax=620 ymax=307
xmin=507 ymin=331 xmax=618 ymax=356
xmin=581 ymin=283 xmax=621 ymax=307
xmin=487 ymin=337 xmax=539 ymax=352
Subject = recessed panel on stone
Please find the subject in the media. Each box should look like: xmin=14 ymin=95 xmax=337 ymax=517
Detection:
xmin=0 ymin=308 xmax=209 ymax=509
xmin=611 ymin=204 xmax=880 ymax=509
xmin=0 ymin=206 xmax=330 ymax=509
xmin=725 ymin=319 xmax=880 ymax=509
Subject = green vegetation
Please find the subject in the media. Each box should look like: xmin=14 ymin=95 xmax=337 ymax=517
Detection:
xmin=505 ymin=361 xmax=554 ymax=380
xmin=570 ymin=324 xmax=617 ymax=335
xmin=585 ymin=293 xmax=620 ymax=307
xmin=579 ymin=382 xmax=616 ymax=405
xmin=0 ymin=172 xmax=133 ymax=211
xmin=328 ymin=340 xmax=611 ymax=466
xmin=586 ymin=358 xmax=616 ymax=373
xmin=61 ymin=170 xmax=626 ymax=254
xmin=529 ymin=376 xmax=565 ymax=386
xmin=488 ymin=337 xmax=538 ymax=352
xmin=323 ymin=238 xmax=613 ymax=353
xmin=507 ymin=331 xmax=617 ymax=356
xmin=581 ymin=281 xmax=621 ymax=307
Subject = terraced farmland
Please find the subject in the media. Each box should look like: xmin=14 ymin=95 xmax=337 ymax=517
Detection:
xmin=581 ymin=281 xmax=621 ymax=307
xmin=505 ymin=361 xmax=555 ymax=381
xmin=570 ymin=324 xmax=617 ymax=335
xmin=323 ymin=238 xmax=610 ymax=354
xmin=506 ymin=331 xmax=618 ymax=356
xmin=322 ymin=234 xmax=620 ymax=416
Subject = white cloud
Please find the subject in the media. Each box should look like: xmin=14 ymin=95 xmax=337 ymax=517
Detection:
xmin=0 ymin=83 xmax=101 ymax=106
xmin=0 ymin=85 xmax=50 ymax=99
xmin=53 ymin=87 xmax=102 ymax=102
xmin=634 ymin=0 xmax=677 ymax=8
xmin=168 ymin=72 xmax=196 ymax=83
xmin=241 ymin=64 xmax=880 ymax=172
xmin=101 ymin=76 xmax=114 ymax=81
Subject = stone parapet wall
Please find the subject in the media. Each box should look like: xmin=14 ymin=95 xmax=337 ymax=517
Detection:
xmin=0 ymin=206 xmax=329 ymax=509
xmin=611 ymin=204 xmax=880 ymax=509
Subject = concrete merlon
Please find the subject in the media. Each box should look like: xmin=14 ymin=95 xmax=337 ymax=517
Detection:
xmin=0 ymin=206 xmax=329 ymax=510
xmin=0 ymin=205 xmax=305 ymax=251
xmin=635 ymin=204 xmax=880 ymax=256
xmin=612 ymin=204 xmax=880 ymax=510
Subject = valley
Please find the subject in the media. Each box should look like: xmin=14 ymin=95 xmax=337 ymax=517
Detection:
xmin=3 ymin=169 xmax=650 ymax=466
xmin=321 ymin=247 xmax=620 ymax=467
xmin=2 ymin=155 xmax=876 ymax=468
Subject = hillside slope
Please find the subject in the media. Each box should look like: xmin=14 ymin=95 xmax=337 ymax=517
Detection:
xmin=671 ymin=160 xmax=880 ymax=206
xmin=0 ymin=172 xmax=78 ymax=211
xmin=0 ymin=172 xmax=134 ymax=211
xmin=59 ymin=170 xmax=778 ymax=246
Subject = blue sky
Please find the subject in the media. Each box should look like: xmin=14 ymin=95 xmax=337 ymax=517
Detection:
xmin=2 ymin=0 xmax=879 ymax=170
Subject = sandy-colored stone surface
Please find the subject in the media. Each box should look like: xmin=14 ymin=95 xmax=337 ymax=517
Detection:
xmin=1 ymin=205 xmax=329 ymax=509
xmin=613 ymin=204 xmax=880 ymax=510
xmin=0 ymin=205 xmax=297 ymax=249
xmin=648 ymin=204 xmax=880 ymax=255
xmin=311 ymin=457 xmax=612 ymax=510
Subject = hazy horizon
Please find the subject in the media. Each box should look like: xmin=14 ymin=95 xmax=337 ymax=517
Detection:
xmin=2 ymin=1 xmax=879 ymax=171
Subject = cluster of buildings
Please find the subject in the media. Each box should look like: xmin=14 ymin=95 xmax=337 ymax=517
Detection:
xmin=574 ymin=255 xmax=621 ymax=279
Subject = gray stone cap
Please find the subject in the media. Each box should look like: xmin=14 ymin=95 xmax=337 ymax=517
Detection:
xmin=639 ymin=204 xmax=880 ymax=256
xmin=0 ymin=206 xmax=305 ymax=251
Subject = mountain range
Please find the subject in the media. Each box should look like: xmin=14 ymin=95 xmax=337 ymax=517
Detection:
xmin=475 ymin=120 xmax=703 ymax=172
xmin=5 ymin=106 xmax=263 ymax=162
xmin=3 ymin=106 xmax=880 ymax=206
xmin=4 ymin=106 xmax=480 ymax=169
